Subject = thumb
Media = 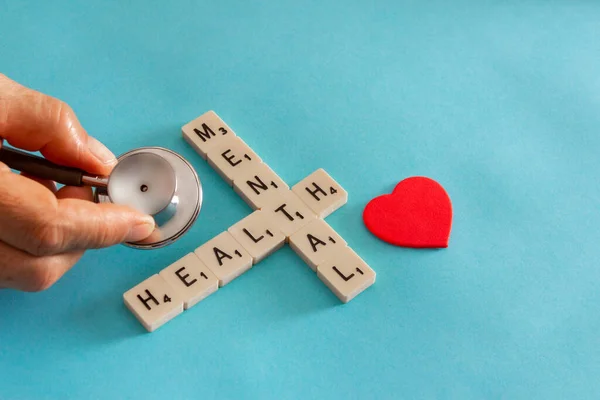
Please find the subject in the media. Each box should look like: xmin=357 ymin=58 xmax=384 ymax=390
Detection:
xmin=39 ymin=198 xmax=156 ymax=254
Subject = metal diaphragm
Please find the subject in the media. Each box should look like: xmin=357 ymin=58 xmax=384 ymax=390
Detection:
xmin=94 ymin=147 xmax=202 ymax=249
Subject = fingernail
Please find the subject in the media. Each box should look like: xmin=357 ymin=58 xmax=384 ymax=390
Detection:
xmin=127 ymin=216 xmax=156 ymax=242
xmin=88 ymin=136 xmax=117 ymax=165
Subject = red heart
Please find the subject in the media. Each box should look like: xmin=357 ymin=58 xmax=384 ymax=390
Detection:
xmin=363 ymin=177 xmax=453 ymax=248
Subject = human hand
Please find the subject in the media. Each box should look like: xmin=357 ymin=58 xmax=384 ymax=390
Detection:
xmin=0 ymin=73 xmax=155 ymax=292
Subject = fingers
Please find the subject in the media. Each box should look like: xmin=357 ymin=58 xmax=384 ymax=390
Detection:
xmin=0 ymin=240 xmax=83 ymax=292
xmin=20 ymin=172 xmax=57 ymax=193
xmin=47 ymin=198 xmax=156 ymax=253
xmin=0 ymin=73 xmax=116 ymax=176
xmin=56 ymin=185 xmax=93 ymax=201
xmin=0 ymin=167 xmax=155 ymax=256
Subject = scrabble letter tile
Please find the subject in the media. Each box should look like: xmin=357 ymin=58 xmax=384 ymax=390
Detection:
xmin=289 ymin=219 xmax=347 ymax=271
xmin=159 ymin=253 xmax=219 ymax=310
xmin=262 ymin=191 xmax=317 ymax=241
xmin=207 ymin=136 xmax=262 ymax=185
xmin=228 ymin=210 xmax=285 ymax=264
xmin=182 ymin=110 xmax=236 ymax=159
xmin=194 ymin=231 xmax=253 ymax=287
xmin=317 ymin=247 xmax=376 ymax=303
xmin=233 ymin=163 xmax=289 ymax=210
xmin=292 ymin=169 xmax=348 ymax=218
xmin=123 ymin=274 xmax=184 ymax=332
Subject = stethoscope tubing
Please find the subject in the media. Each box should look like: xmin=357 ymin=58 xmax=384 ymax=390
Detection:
xmin=0 ymin=139 xmax=108 ymax=187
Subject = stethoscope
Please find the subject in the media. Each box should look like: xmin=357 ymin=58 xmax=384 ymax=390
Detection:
xmin=0 ymin=141 xmax=202 ymax=250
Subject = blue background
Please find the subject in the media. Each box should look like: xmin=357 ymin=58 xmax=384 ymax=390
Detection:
xmin=1 ymin=1 xmax=599 ymax=398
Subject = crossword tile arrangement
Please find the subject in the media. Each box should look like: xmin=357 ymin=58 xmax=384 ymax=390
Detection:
xmin=123 ymin=111 xmax=376 ymax=332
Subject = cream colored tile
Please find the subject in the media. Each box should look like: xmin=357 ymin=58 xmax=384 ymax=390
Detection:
xmin=228 ymin=210 xmax=285 ymax=264
xmin=317 ymin=247 xmax=376 ymax=303
xmin=182 ymin=110 xmax=236 ymax=159
xmin=233 ymin=163 xmax=289 ymax=210
xmin=194 ymin=231 xmax=253 ymax=287
xmin=159 ymin=253 xmax=219 ymax=310
xmin=288 ymin=219 xmax=347 ymax=271
xmin=123 ymin=274 xmax=184 ymax=332
xmin=262 ymin=191 xmax=317 ymax=241
xmin=207 ymin=136 xmax=262 ymax=186
xmin=292 ymin=168 xmax=348 ymax=218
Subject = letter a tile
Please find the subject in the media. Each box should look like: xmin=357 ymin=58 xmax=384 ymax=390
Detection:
xmin=194 ymin=231 xmax=253 ymax=287
xmin=182 ymin=110 xmax=236 ymax=159
xmin=289 ymin=219 xmax=347 ymax=271
xmin=159 ymin=253 xmax=219 ymax=310
xmin=123 ymin=274 xmax=184 ymax=332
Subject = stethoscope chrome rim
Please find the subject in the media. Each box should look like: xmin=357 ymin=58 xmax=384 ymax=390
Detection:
xmin=94 ymin=146 xmax=202 ymax=250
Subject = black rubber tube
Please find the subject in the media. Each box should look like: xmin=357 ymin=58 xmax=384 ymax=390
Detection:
xmin=0 ymin=147 xmax=84 ymax=186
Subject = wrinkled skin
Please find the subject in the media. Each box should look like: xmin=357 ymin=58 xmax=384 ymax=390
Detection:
xmin=0 ymin=74 xmax=154 ymax=292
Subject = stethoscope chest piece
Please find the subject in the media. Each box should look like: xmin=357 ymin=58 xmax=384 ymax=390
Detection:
xmin=95 ymin=147 xmax=202 ymax=249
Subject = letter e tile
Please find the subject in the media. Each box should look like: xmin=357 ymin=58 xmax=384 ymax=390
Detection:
xmin=159 ymin=253 xmax=219 ymax=310
xmin=207 ymin=136 xmax=262 ymax=186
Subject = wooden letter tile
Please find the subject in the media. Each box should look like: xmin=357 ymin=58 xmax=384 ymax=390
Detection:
xmin=233 ymin=163 xmax=289 ymax=210
xmin=207 ymin=136 xmax=262 ymax=186
xmin=317 ymin=247 xmax=376 ymax=303
xmin=123 ymin=274 xmax=184 ymax=332
xmin=262 ymin=190 xmax=317 ymax=241
xmin=228 ymin=210 xmax=285 ymax=264
xmin=292 ymin=169 xmax=347 ymax=218
xmin=159 ymin=253 xmax=219 ymax=310
xmin=289 ymin=219 xmax=347 ymax=271
xmin=194 ymin=231 xmax=253 ymax=287
xmin=182 ymin=110 xmax=236 ymax=159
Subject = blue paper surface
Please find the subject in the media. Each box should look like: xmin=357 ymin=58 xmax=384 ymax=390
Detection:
xmin=1 ymin=1 xmax=600 ymax=398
